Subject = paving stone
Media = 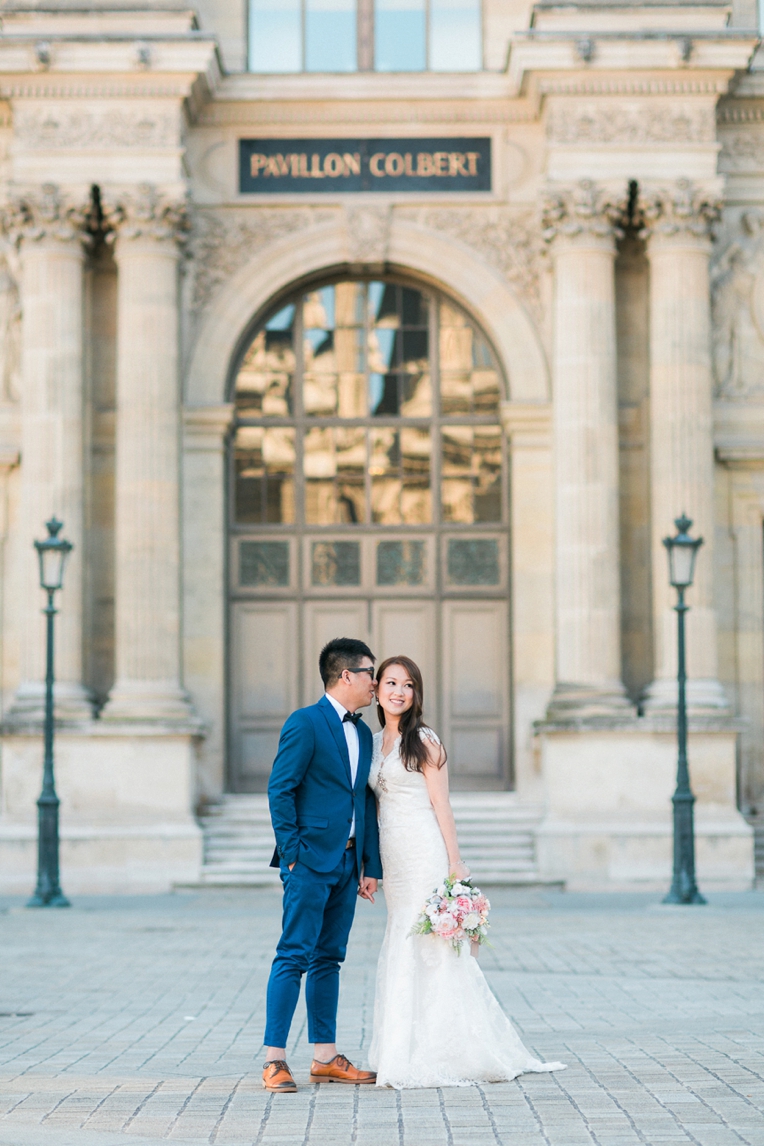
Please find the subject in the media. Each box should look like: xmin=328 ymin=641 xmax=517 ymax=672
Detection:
xmin=0 ymin=889 xmax=763 ymax=1144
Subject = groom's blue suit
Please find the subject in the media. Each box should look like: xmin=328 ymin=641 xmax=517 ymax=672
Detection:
xmin=264 ymin=695 xmax=382 ymax=1048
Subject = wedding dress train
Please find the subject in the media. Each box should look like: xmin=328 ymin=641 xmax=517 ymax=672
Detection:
xmin=368 ymin=730 xmax=565 ymax=1089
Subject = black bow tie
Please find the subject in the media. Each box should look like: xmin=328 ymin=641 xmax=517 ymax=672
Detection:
xmin=343 ymin=711 xmax=362 ymax=726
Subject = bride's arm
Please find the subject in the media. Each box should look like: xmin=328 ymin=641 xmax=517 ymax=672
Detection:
xmin=422 ymin=743 xmax=470 ymax=881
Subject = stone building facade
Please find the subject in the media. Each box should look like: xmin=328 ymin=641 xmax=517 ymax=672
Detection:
xmin=0 ymin=0 xmax=760 ymax=891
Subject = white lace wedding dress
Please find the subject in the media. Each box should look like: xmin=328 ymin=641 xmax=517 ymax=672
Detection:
xmin=368 ymin=730 xmax=565 ymax=1089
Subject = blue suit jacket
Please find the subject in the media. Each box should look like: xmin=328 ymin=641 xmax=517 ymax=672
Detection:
xmin=268 ymin=695 xmax=382 ymax=879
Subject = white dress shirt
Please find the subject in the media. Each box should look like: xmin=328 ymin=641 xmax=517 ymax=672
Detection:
xmin=324 ymin=692 xmax=358 ymax=839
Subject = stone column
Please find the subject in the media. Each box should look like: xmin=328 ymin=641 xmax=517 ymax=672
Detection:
xmin=101 ymin=185 xmax=196 ymax=725
xmin=5 ymin=184 xmax=94 ymax=723
xmin=542 ymin=180 xmax=631 ymax=718
xmin=641 ymin=179 xmax=728 ymax=711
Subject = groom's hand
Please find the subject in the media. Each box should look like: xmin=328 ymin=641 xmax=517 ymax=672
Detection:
xmin=358 ymin=877 xmax=377 ymax=902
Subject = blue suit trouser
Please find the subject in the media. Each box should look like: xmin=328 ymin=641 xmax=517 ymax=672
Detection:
xmin=264 ymin=848 xmax=358 ymax=1048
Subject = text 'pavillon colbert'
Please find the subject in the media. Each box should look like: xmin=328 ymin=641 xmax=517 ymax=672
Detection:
xmin=239 ymin=138 xmax=492 ymax=194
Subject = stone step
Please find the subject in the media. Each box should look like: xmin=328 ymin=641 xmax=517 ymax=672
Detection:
xmin=191 ymin=793 xmax=552 ymax=888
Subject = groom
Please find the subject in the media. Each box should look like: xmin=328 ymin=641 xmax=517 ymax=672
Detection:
xmin=262 ymin=637 xmax=382 ymax=1092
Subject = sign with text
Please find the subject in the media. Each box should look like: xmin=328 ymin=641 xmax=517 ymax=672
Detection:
xmin=239 ymin=137 xmax=491 ymax=194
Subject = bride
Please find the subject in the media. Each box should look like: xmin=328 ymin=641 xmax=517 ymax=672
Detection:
xmin=368 ymin=655 xmax=565 ymax=1089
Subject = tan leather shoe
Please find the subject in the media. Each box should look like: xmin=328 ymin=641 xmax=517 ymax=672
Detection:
xmin=310 ymin=1053 xmax=376 ymax=1084
xmin=262 ymin=1059 xmax=297 ymax=1092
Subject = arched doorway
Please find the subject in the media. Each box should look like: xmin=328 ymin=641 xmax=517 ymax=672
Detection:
xmin=227 ymin=273 xmax=511 ymax=791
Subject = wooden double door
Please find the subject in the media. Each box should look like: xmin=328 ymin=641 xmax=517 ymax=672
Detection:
xmin=230 ymin=592 xmax=510 ymax=791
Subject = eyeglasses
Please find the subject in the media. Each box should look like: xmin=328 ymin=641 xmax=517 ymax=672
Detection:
xmin=345 ymin=667 xmax=375 ymax=678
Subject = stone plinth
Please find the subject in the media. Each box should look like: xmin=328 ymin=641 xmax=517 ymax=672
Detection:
xmin=0 ymin=728 xmax=203 ymax=893
xmin=535 ymin=719 xmax=753 ymax=889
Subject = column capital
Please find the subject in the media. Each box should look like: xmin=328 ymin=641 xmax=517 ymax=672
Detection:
xmin=2 ymin=183 xmax=92 ymax=250
xmin=638 ymin=178 xmax=722 ymax=248
xmin=541 ymin=179 xmax=625 ymax=251
xmin=104 ymin=183 xmax=189 ymax=250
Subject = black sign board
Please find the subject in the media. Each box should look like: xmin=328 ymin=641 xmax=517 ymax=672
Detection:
xmin=239 ymin=137 xmax=491 ymax=194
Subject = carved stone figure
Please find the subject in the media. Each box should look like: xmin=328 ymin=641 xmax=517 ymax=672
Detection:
xmin=711 ymin=210 xmax=764 ymax=399
xmin=0 ymin=249 xmax=20 ymax=403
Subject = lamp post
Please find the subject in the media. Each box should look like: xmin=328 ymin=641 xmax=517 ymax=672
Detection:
xmin=27 ymin=517 xmax=72 ymax=908
xmin=662 ymin=514 xmax=706 ymax=906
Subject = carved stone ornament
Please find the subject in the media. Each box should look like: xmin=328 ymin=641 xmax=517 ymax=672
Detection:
xmin=344 ymin=205 xmax=391 ymax=263
xmin=396 ymin=205 xmax=542 ymax=317
xmin=637 ymin=179 xmax=721 ymax=244
xmin=188 ymin=207 xmax=335 ymax=314
xmin=719 ymin=125 xmax=764 ymax=175
xmin=0 ymin=244 xmax=21 ymax=402
xmin=547 ymin=102 xmax=716 ymax=146
xmin=2 ymin=182 xmax=91 ymax=247
xmin=711 ymin=209 xmax=764 ymax=400
xmin=103 ymin=183 xmax=189 ymax=246
xmin=13 ymin=104 xmax=177 ymax=150
xmin=541 ymin=179 xmax=625 ymax=245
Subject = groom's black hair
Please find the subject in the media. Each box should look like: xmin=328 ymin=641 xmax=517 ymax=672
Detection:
xmin=319 ymin=637 xmax=375 ymax=687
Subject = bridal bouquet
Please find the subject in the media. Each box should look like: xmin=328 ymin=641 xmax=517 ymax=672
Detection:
xmin=410 ymin=876 xmax=490 ymax=953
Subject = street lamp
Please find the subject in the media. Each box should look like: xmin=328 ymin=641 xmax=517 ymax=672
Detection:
xmin=662 ymin=513 xmax=706 ymax=906
xmin=27 ymin=517 xmax=72 ymax=908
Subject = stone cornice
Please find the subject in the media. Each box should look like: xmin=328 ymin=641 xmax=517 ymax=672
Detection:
xmin=0 ymin=35 xmax=221 ymax=114
xmin=0 ymin=80 xmax=201 ymax=99
xmin=216 ymin=71 xmax=518 ymax=104
xmin=509 ymin=33 xmax=756 ymax=96
xmin=538 ymin=74 xmax=734 ymax=95
xmin=200 ymin=99 xmax=537 ymax=127
xmin=715 ymin=446 xmax=764 ymax=468
xmin=717 ymin=99 xmax=764 ymax=125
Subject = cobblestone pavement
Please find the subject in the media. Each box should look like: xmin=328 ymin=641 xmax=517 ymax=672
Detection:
xmin=0 ymin=888 xmax=763 ymax=1146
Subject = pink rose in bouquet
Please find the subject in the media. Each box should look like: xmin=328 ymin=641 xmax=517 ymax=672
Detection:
xmin=410 ymin=875 xmax=491 ymax=953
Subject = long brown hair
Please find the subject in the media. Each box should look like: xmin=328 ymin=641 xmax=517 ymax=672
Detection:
xmin=376 ymin=655 xmax=446 ymax=773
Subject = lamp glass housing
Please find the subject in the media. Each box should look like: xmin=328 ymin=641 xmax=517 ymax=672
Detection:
xmin=663 ymin=514 xmax=703 ymax=590
xmin=35 ymin=518 xmax=73 ymax=592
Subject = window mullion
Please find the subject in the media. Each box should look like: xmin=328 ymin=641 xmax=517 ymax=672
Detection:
xmin=358 ymin=0 xmax=374 ymax=71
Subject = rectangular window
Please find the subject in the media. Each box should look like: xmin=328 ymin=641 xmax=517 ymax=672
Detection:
xmin=430 ymin=0 xmax=481 ymax=72
xmin=249 ymin=0 xmax=301 ymax=73
xmin=306 ymin=0 xmax=357 ymax=71
xmin=234 ymin=427 xmax=296 ymax=524
xmin=375 ymin=0 xmax=426 ymax=72
xmin=248 ymin=0 xmax=481 ymax=73
xmin=304 ymin=426 xmax=366 ymax=524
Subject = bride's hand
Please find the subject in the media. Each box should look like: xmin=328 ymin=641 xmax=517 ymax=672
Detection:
xmin=451 ymin=859 xmax=470 ymax=881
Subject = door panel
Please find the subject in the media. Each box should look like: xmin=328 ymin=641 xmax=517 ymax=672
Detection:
xmin=442 ymin=600 xmax=509 ymax=788
xmin=230 ymin=601 xmax=298 ymax=791
xmin=372 ymin=599 xmax=438 ymax=730
xmin=302 ymin=600 xmax=369 ymax=706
